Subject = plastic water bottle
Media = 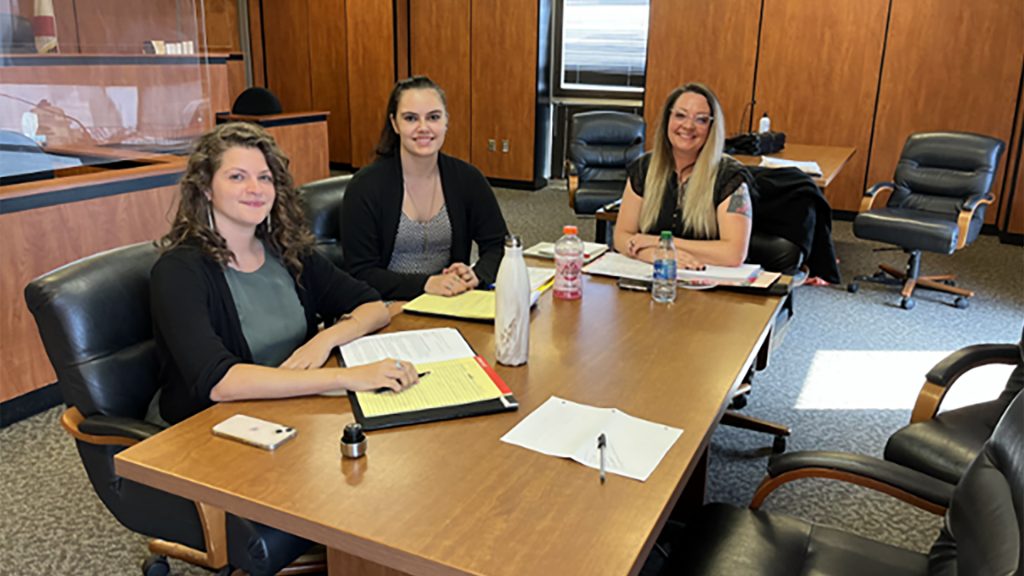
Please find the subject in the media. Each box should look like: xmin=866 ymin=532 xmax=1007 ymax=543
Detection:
xmin=495 ymin=235 xmax=530 ymax=366
xmin=758 ymin=112 xmax=771 ymax=133
xmin=554 ymin=225 xmax=584 ymax=300
xmin=652 ymin=231 xmax=677 ymax=304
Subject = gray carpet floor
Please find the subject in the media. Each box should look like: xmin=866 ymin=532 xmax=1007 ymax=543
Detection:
xmin=1 ymin=181 xmax=1021 ymax=575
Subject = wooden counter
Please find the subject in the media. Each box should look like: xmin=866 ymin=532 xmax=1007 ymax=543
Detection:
xmin=216 ymin=111 xmax=331 ymax=187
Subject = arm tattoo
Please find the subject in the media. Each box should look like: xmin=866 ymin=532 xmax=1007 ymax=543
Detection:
xmin=726 ymin=184 xmax=752 ymax=218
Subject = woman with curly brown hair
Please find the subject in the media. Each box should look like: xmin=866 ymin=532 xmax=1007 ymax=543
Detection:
xmin=152 ymin=122 xmax=418 ymax=424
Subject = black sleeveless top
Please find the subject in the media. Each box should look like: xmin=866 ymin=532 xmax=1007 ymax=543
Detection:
xmin=626 ymin=153 xmax=752 ymax=239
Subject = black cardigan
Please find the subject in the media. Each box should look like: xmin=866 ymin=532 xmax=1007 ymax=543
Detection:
xmin=151 ymin=245 xmax=381 ymax=424
xmin=341 ymin=152 xmax=509 ymax=300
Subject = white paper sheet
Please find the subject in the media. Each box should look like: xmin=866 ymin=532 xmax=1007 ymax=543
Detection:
xmin=524 ymin=241 xmax=609 ymax=264
xmin=500 ymin=396 xmax=683 ymax=482
xmin=583 ymin=252 xmax=762 ymax=284
xmin=759 ymin=156 xmax=823 ymax=177
xmin=338 ymin=327 xmax=475 ymax=366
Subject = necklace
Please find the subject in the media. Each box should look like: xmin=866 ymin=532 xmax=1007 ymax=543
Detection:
xmin=403 ymin=170 xmax=441 ymax=223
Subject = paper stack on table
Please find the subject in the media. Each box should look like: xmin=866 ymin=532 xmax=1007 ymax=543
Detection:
xmin=759 ymin=156 xmax=823 ymax=177
xmin=501 ymin=396 xmax=683 ymax=482
xmin=583 ymin=252 xmax=766 ymax=286
xmin=524 ymin=241 xmax=609 ymax=264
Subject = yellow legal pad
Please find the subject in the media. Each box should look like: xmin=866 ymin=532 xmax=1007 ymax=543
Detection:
xmin=354 ymin=357 xmax=503 ymax=417
xmin=402 ymin=291 xmax=497 ymax=321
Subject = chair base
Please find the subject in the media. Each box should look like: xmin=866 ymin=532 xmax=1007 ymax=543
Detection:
xmin=851 ymin=261 xmax=973 ymax=309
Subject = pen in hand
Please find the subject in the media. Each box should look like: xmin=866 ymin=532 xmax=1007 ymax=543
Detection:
xmin=376 ymin=371 xmax=431 ymax=394
xmin=598 ymin=433 xmax=606 ymax=484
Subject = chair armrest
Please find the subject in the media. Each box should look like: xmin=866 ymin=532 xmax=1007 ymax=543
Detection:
xmin=750 ymin=450 xmax=954 ymax=516
xmin=60 ymin=406 xmax=164 ymax=447
xmin=858 ymin=182 xmax=897 ymax=213
xmin=954 ymin=193 xmax=995 ymax=249
xmin=911 ymin=343 xmax=1021 ymax=422
xmin=566 ymin=160 xmax=580 ymax=209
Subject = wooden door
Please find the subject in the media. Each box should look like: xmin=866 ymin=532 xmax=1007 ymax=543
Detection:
xmin=309 ymin=0 xmax=352 ymax=165
xmin=346 ymin=0 xmax=395 ymax=167
xmin=470 ymin=0 xmax=537 ymax=180
xmin=410 ymin=0 xmax=472 ymax=162
xmin=869 ymin=0 xmax=1024 ymax=224
xmin=261 ymin=0 xmax=313 ymax=111
xmin=644 ymin=0 xmax=761 ymax=148
xmin=754 ymin=0 xmax=888 ymax=212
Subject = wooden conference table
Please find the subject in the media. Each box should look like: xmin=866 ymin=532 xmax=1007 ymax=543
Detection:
xmin=115 ymin=274 xmax=785 ymax=576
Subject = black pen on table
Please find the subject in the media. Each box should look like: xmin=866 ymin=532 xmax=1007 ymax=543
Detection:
xmin=598 ymin=433 xmax=607 ymax=484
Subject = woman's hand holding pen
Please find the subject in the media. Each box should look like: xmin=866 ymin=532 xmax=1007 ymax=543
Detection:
xmin=338 ymin=359 xmax=419 ymax=392
xmin=442 ymin=262 xmax=480 ymax=288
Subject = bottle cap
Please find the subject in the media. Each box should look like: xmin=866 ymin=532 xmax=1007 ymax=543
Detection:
xmin=563 ymin=225 xmax=578 ymax=235
xmin=340 ymin=422 xmax=367 ymax=459
xmin=504 ymin=235 xmax=523 ymax=248
xmin=660 ymin=230 xmax=673 ymax=240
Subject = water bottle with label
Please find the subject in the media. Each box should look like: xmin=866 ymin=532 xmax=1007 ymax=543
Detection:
xmin=495 ymin=235 xmax=530 ymax=366
xmin=758 ymin=112 xmax=771 ymax=133
xmin=553 ymin=225 xmax=584 ymax=300
xmin=652 ymin=231 xmax=677 ymax=304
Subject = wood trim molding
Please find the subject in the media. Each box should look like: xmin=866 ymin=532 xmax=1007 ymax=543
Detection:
xmin=750 ymin=467 xmax=947 ymax=516
xmin=956 ymin=196 xmax=995 ymax=249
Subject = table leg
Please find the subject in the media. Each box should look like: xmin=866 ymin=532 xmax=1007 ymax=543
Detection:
xmin=669 ymin=446 xmax=708 ymax=523
xmin=327 ymin=548 xmax=412 ymax=576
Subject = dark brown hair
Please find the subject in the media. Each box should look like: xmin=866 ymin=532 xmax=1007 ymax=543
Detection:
xmin=374 ymin=75 xmax=448 ymax=157
xmin=159 ymin=122 xmax=314 ymax=279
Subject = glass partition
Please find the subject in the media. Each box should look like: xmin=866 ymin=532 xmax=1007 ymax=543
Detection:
xmin=0 ymin=0 xmax=223 ymax=185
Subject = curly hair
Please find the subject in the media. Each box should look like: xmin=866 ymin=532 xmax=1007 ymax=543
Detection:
xmin=159 ymin=122 xmax=315 ymax=279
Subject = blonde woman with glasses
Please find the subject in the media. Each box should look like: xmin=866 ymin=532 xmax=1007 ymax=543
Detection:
xmin=613 ymin=83 xmax=753 ymax=269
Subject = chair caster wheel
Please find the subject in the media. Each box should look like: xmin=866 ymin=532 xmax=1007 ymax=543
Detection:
xmin=846 ymin=282 xmax=859 ymax=293
xmin=772 ymin=436 xmax=787 ymax=454
xmin=900 ymin=297 xmax=915 ymax=310
xmin=142 ymin=555 xmax=170 ymax=576
xmin=954 ymin=297 xmax=969 ymax=309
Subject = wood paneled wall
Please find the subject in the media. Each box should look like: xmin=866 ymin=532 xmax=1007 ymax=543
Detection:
xmin=643 ymin=0 xmax=760 ymax=149
xmin=200 ymin=0 xmax=241 ymax=53
xmin=1004 ymin=80 xmax=1024 ymax=236
xmin=754 ymin=0 xmax=888 ymax=212
xmin=470 ymin=0 xmax=538 ymax=180
xmin=308 ymin=0 xmax=352 ymax=165
xmin=261 ymin=1 xmax=314 ymax=112
xmin=869 ymin=0 xmax=1024 ymax=225
xmin=409 ymin=0 xmax=471 ymax=162
xmin=346 ymin=0 xmax=396 ymax=167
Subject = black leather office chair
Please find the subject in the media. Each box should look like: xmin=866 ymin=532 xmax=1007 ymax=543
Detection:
xmin=25 ymin=243 xmax=317 ymax=576
xmin=885 ymin=338 xmax=1023 ymax=485
xmin=848 ymin=132 xmax=1004 ymax=310
xmin=566 ymin=111 xmax=644 ymax=241
xmin=232 ymin=87 xmax=283 ymax=116
xmin=664 ymin=385 xmax=1024 ymax=575
xmin=299 ymin=174 xmax=351 ymax=270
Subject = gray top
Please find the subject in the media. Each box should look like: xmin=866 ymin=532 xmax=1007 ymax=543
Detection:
xmin=223 ymin=253 xmax=307 ymax=367
xmin=388 ymin=207 xmax=452 ymax=275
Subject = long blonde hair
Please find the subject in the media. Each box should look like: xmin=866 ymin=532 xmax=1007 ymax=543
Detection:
xmin=640 ymin=83 xmax=726 ymax=238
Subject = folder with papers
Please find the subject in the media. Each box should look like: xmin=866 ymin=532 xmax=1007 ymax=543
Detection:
xmin=340 ymin=328 xmax=518 ymax=430
xmin=402 ymin=267 xmax=554 ymax=321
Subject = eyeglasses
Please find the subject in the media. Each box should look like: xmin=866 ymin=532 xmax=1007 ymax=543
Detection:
xmin=671 ymin=110 xmax=714 ymax=128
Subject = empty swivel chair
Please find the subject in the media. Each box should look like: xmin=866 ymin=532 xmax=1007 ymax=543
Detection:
xmin=25 ymin=243 xmax=317 ymax=576
xmin=566 ymin=111 xmax=645 ymax=241
xmin=665 ymin=385 xmax=1024 ymax=575
xmin=848 ymin=132 xmax=1004 ymax=310
xmin=885 ymin=337 xmax=1023 ymax=485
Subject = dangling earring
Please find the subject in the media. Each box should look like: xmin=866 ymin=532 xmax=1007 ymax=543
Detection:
xmin=265 ymin=211 xmax=272 ymax=233
xmin=207 ymin=204 xmax=215 ymax=230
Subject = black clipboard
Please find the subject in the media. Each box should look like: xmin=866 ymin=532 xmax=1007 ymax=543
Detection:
xmin=342 ymin=329 xmax=519 ymax=431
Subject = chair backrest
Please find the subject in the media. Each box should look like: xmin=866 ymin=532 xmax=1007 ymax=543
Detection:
xmin=891 ymin=132 xmax=1004 ymax=243
xmin=568 ymin=111 xmax=645 ymax=183
xmin=299 ymin=174 xmax=350 ymax=269
xmin=25 ymin=242 xmax=160 ymax=419
xmin=231 ymin=86 xmax=283 ymax=116
xmin=928 ymin=389 xmax=1024 ymax=574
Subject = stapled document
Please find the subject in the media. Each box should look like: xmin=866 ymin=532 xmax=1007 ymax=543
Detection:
xmin=500 ymin=396 xmax=683 ymax=482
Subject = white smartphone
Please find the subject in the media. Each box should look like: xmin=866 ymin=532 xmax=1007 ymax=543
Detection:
xmin=212 ymin=414 xmax=297 ymax=451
